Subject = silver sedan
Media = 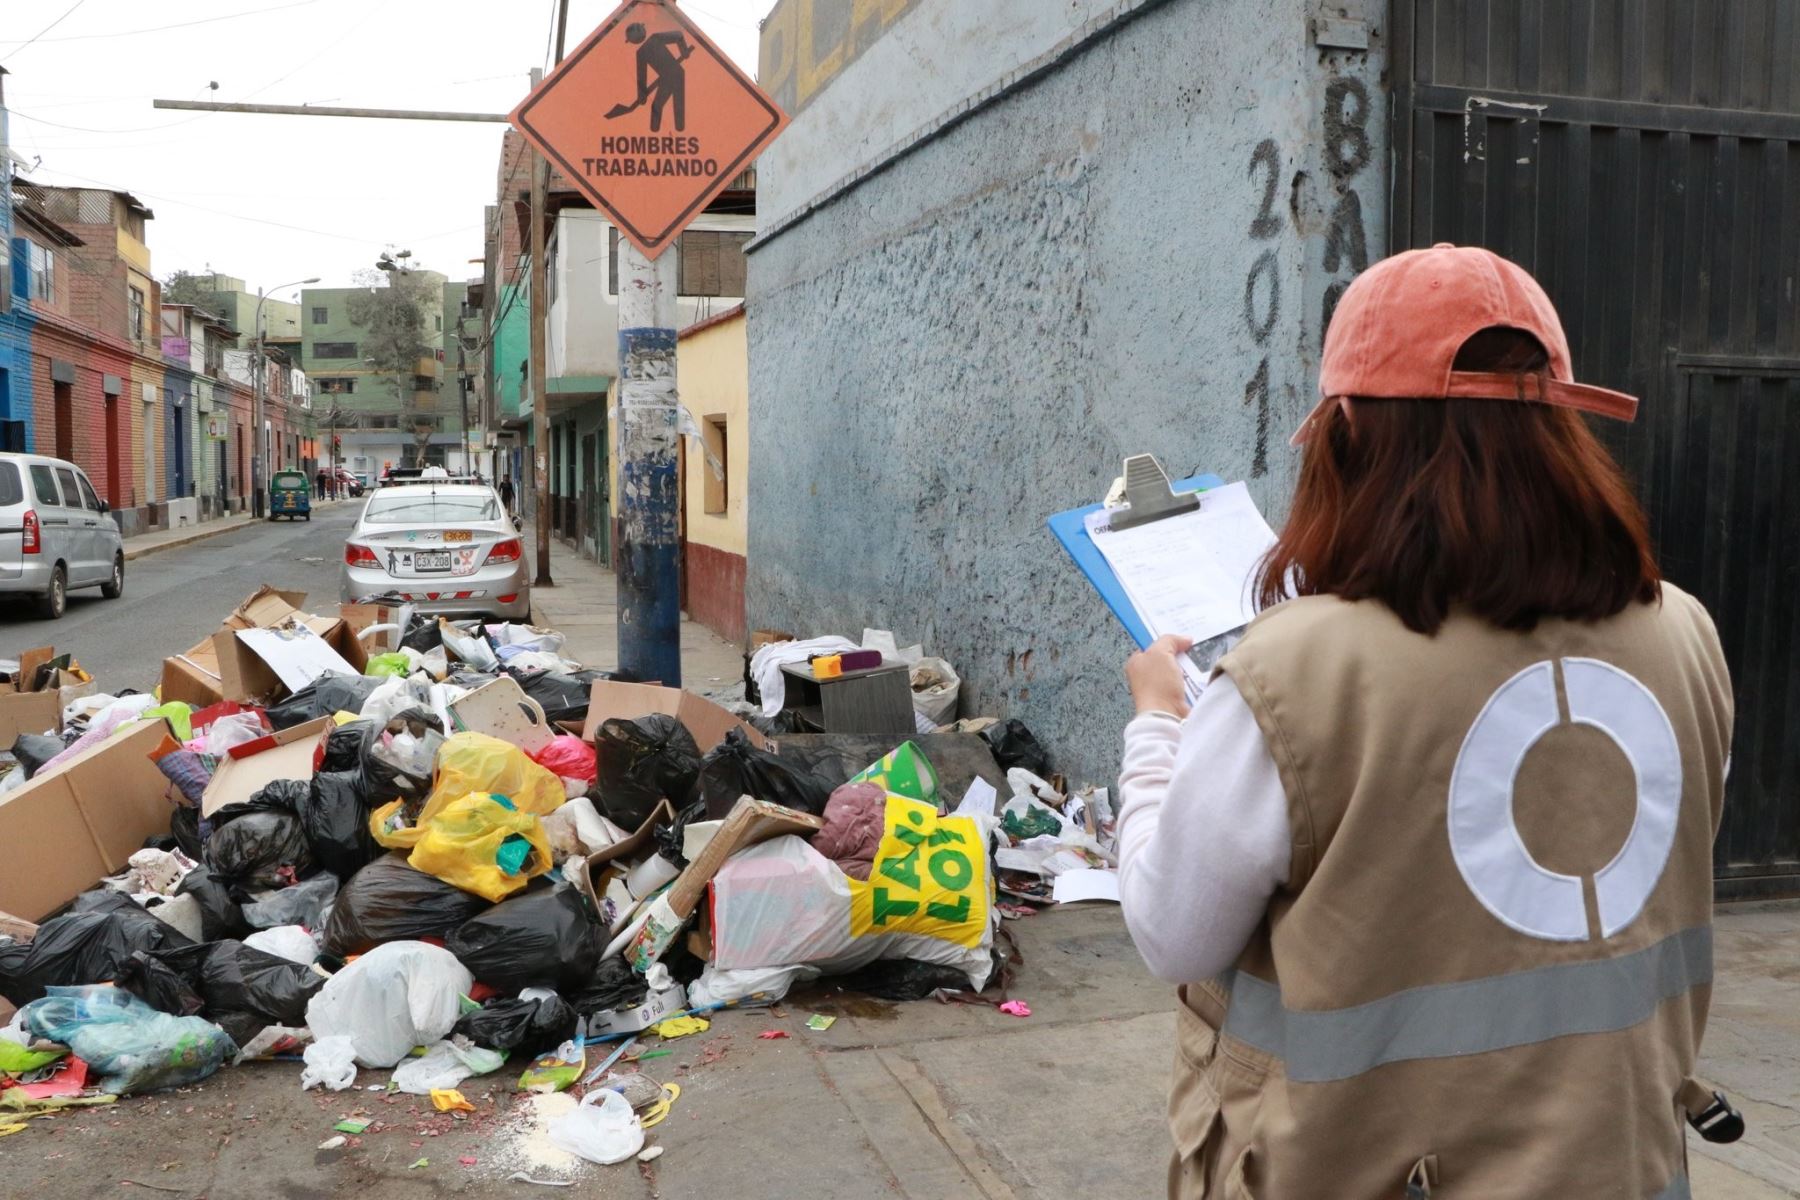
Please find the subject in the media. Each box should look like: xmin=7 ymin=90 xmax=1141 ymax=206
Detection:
xmin=340 ymin=483 xmax=531 ymax=621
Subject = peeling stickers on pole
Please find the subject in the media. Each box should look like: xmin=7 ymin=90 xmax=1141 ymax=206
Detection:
xmin=510 ymin=0 xmax=790 ymax=258
xmin=850 ymin=796 xmax=991 ymax=949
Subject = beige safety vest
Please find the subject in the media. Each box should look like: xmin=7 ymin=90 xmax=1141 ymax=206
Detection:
xmin=1170 ymin=585 xmax=1733 ymax=1199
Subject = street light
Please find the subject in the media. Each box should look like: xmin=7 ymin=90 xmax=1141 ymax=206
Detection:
xmin=251 ymin=276 xmax=319 ymax=517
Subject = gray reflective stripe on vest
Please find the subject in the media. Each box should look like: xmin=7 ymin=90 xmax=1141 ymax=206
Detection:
xmin=1653 ymin=1173 xmax=1690 ymax=1200
xmin=1221 ymin=925 xmax=1712 ymax=1083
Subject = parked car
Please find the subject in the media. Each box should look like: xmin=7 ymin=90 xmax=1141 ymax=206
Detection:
xmin=341 ymin=483 xmax=529 ymax=620
xmin=0 ymin=452 xmax=125 ymax=619
xmin=331 ymin=468 xmax=364 ymax=498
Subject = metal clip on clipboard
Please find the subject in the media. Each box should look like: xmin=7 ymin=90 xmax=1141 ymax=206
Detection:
xmin=1108 ymin=454 xmax=1199 ymax=530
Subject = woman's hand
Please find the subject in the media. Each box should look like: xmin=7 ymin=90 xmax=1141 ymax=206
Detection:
xmin=1126 ymin=635 xmax=1194 ymax=719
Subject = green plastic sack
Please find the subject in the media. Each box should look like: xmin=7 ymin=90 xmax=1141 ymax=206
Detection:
xmin=0 ymin=1040 xmax=67 ymax=1076
xmin=849 ymin=741 xmax=939 ymax=806
xmin=365 ymin=653 xmax=411 ymax=679
xmin=142 ymin=702 xmax=194 ymax=743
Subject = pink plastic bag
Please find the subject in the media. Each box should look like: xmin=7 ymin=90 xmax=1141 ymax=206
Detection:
xmin=531 ymin=734 xmax=597 ymax=784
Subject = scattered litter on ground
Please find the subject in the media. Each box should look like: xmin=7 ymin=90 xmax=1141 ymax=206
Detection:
xmin=0 ymin=596 xmax=1101 ymax=1179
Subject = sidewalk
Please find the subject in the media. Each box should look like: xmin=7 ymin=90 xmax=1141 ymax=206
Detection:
xmin=121 ymin=498 xmax=357 ymax=561
xmin=525 ymin=526 xmax=743 ymax=698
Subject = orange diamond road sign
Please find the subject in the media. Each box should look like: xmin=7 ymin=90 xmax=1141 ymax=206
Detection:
xmin=510 ymin=0 xmax=789 ymax=259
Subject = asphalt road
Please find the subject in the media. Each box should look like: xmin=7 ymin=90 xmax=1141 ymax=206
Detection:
xmin=0 ymin=504 xmax=360 ymax=694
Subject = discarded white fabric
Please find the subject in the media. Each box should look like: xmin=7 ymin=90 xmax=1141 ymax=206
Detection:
xmin=1116 ymin=674 xmax=1290 ymax=983
xmin=749 ymin=636 xmax=859 ymax=718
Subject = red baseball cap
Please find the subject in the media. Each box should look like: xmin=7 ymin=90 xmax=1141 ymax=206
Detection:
xmin=1292 ymin=244 xmax=1638 ymax=445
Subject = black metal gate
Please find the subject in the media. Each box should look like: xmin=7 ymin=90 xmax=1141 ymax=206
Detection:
xmin=1391 ymin=1 xmax=1800 ymax=897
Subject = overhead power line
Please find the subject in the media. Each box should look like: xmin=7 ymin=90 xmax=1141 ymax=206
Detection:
xmin=3 ymin=0 xmax=90 ymax=64
xmin=0 ymin=1 xmax=319 ymax=46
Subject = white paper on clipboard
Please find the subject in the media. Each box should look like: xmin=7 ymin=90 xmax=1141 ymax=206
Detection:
xmin=1084 ymin=481 xmax=1277 ymax=696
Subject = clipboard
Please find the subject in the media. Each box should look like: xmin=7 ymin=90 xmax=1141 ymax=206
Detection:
xmin=1046 ymin=456 xmax=1225 ymax=650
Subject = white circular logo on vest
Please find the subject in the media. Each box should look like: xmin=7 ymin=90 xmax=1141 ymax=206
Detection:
xmin=1447 ymin=658 xmax=1683 ymax=941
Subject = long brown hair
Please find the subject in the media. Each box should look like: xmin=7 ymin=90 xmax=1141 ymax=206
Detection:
xmin=1256 ymin=329 xmax=1660 ymax=634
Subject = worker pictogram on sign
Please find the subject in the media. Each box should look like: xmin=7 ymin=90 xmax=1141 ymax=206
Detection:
xmin=510 ymin=0 xmax=789 ymax=259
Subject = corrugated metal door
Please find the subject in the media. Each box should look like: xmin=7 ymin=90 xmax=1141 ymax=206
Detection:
xmin=1391 ymin=1 xmax=1800 ymax=897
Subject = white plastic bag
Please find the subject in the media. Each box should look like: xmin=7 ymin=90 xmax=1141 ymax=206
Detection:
xmin=303 ymin=941 xmax=473 ymax=1068
xmin=301 ymin=1035 xmax=357 ymax=1091
xmin=391 ymin=1038 xmax=506 ymax=1095
xmin=686 ymin=962 xmax=821 ymax=1008
xmin=547 ymin=1088 xmax=645 ymax=1165
xmin=243 ymin=924 xmax=320 ymax=965
xmin=910 ymin=656 xmax=961 ymax=727
xmin=710 ymin=835 xmax=994 ymax=990
xmin=438 ymin=620 xmax=499 ymax=671
xmin=203 ymin=711 xmax=267 ymax=756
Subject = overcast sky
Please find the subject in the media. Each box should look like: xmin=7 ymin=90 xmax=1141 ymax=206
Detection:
xmin=1 ymin=0 xmax=775 ymax=304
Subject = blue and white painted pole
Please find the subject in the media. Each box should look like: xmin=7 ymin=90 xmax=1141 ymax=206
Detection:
xmin=615 ymin=238 xmax=683 ymax=687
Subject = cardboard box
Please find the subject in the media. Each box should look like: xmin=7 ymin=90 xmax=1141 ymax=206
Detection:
xmin=581 ymin=680 xmax=768 ymax=751
xmin=0 ymin=720 xmax=176 ymax=921
xmin=160 ymin=587 xmax=371 ymax=707
xmin=0 ymin=690 xmax=61 ymax=743
xmin=200 ymin=715 xmax=333 ymax=817
xmin=340 ymin=603 xmax=399 ymax=652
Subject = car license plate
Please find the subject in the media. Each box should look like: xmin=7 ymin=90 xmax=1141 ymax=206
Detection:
xmin=414 ymin=551 xmax=452 ymax=571
xmin=442 ymin=530 xmax=472 ymax=543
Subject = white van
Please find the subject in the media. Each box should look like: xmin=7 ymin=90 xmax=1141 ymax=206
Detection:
xmin=0 ymin=453 xmax=125 ymax=619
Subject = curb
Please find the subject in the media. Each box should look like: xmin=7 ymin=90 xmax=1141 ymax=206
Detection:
xmin=122 ymin=500 xmax=358 ymax=562
xmin=124 ymin=518 xmax=259 ymax=562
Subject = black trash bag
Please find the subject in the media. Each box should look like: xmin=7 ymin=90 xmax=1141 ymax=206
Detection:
xmin=652 ymin=798 xmax=706 ymax=869
xmin=169 ymin=802 xmax=204 ymax=860
xmin=832 ymin=957 xmax=978 ymax=1002
xmin=206 ymin=776 xmax=305 ymax=827
xmin=11 ymin=732 xmax=63 ymax=779
xmin=444 ymin=885 xmax=600 ymax=992
xmin=322 ymin=853 xmax=492 ymax=958
xmin=300 ymin=770 xmax=380 ymax=880
xmin=452 ymin=993 xmax=579 ymax=1056
xmin=0 ymin=902 xmax=194 ymax=1006
xmin=241 ymin=872 xmax=338 ymax=931
xmin=400 ymin=615 xmax=448 ymax=653
xmin=563 ymin=955 xmax=650 ymax=1017
xmin=203 ymin=810 xmax=313 ymax=889
xmin=117 ymin=949 xmax=207 ymax=1016
xmin=696 ymin=728 xmax=835 ymax=820
xmin=505 ymin=667 xmax=597 ymax=726
xmin=265 ymin=672 xmax=383 ymax=730
xmin=322 ymin=715 xmax=435 ymax=815
xmin=592 ymin=713 xmax=703 ymax=829
xmin=980 ymin=719 xmax=1049 ymax=777
xmin=148 ymin=941 xmax=323 ymax=1028
xmin=176 ymin=866 xmax=253 ymax=942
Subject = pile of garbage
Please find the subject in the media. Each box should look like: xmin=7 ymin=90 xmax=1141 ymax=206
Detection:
xmin=0 ymin=590 xmax=1112 ymax=1167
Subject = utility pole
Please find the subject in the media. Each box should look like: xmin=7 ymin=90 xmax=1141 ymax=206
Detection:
xmin=252 ymin=289 xmax=265 ymax=518
xmin=529 ymin=68 xmax=553 ymax=589
xmin=615 ymin=240 xmax=682 ymax=687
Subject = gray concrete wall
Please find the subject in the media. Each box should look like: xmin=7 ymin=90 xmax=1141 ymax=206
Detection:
xmin=746 ymin=0 xmax=1388 ymax=782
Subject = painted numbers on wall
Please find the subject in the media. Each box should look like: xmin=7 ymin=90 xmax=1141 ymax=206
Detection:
xmin=1243 ymin=138 xmax=1284 ymax=478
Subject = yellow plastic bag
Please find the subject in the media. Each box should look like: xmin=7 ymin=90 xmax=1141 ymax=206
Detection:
xmin=369 ymin=799 xmax=423 ymax=850
xmin=421 ymin=732 xmax=566 ymax=821
xmin=404 ymin=792 xmax=552 ymax=902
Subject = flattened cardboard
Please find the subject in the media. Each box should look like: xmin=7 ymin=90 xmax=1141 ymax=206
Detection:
xmin=200 ymin=715 xmax=332 ymax=817
xmin=580 ymin=680 xmax=767 ymax=751
xmin=0 ymin=690 xmax=61 ymax=743
xmin=15 ymin=646 xmax=54 ymax=692
xmin=0 ymin=719 xmax=176 ymax=921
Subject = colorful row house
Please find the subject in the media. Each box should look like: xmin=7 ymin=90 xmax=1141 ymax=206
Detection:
xmin=0 ymin=177 xmax=310 ymax=534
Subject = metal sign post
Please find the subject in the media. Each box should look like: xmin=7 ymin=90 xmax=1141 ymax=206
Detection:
xmin=510 ymin=0 xmax=789 ymax=682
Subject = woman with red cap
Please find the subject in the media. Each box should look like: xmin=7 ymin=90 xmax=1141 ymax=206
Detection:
xmin=1117 ymin=245 xmax=1736 ymax=1198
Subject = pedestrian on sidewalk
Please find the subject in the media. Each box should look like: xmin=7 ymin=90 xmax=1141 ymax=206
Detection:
xmin=316 ymin=468 xmax=332 ymax=500
xmin=1117 ymin=245 xmax=1734 ymax=1200
xmin=498 ymin=475 xmax=515 ymax=514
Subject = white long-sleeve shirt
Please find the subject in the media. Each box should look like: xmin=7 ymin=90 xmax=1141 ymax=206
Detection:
xmin=1116 ymin=674 xmax=1291 ymax=982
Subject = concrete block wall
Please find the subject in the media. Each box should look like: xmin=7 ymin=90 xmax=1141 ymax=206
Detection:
xmin=746 ymin=0 xmax=1388 ymax=782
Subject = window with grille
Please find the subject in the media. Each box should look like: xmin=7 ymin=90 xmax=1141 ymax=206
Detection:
xmin=313 ymin=342 xmax=358 ymax=359
xmin=311 ymin=306 xmax=329 ymax=324
xmin=28 ymin=243 xmax=53 ymax=303
xmin=129 ymin=286 xmax=146 ymax=342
